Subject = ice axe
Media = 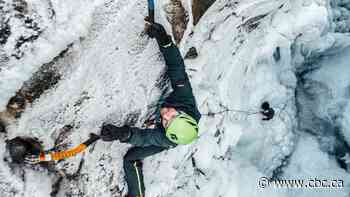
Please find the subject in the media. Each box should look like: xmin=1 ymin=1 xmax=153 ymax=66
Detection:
xmin=25 ymin=133 xmax=100 ymax=164
xmin=147 ymin=0 xmax=155 ymax=23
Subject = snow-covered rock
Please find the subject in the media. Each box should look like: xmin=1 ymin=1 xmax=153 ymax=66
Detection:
xmin=0 ymin=0 xmax=104 ymax=111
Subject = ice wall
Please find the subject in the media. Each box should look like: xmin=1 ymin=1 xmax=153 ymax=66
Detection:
xmin=0 ymin=0 xmax=103 ymax=111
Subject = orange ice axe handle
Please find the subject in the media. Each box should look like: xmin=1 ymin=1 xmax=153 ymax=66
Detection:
xmin=39 ymin=133 xmax=100 ymax=162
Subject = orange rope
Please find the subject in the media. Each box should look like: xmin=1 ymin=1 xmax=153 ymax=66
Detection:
xmin=49 ymin=144 xmax=87 ymax=161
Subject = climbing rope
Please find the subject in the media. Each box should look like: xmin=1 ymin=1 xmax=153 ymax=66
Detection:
xmin=202 ymin=108 xmax=260 ymax=117
xmin=202 ymin=101 xmax=277 ymax=121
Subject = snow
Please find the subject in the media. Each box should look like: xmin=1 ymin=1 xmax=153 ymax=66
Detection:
xmin=1 ymin=0 xmax=350 ymax=197
xmin=0 ymin=137 xmax=24 ymax=197
xmin=0 ymin=0 xmax=104 ymax=111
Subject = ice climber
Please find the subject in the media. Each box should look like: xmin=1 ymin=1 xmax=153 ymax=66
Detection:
xmin=99 ymin=22 xmax=201 ymax=197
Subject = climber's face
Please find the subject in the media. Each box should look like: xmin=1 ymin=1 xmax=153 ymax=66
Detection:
xmin=160 ymin=107 xmax=178 ymax=128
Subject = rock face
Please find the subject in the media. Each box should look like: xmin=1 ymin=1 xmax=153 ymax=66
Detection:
xmin=164 ymin=0 xmax=189 ymax=43
xmin=192 ymin=0 xmax=216 ymax=25
xmin=184 ymin=46 xmax=198 ymax=59
xmin=0 ymin=121 xmax=5 ymax=133
xmin=5 ymin=46 xmax=68 ymax=119
xmin=6 ymin=137 xmax=42 ymax=164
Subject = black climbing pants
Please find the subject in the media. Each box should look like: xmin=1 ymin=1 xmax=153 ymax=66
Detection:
xmin=124 ymin=128 xmax=176 ymax=197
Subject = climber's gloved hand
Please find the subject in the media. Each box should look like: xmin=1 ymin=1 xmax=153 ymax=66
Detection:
xmin=24 ymin=153 xmax=52 ymax=164
xmin=83 ymin=133 xmax=101 ymax=146
xmin=100 ymin=124 xmax=132 ymax=142
xmin=145 ymin=20 xmax=172 ymax=47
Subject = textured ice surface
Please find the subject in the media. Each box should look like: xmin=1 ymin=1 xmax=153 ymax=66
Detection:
xmin=0 ymin=0 xmax=104 ymax=111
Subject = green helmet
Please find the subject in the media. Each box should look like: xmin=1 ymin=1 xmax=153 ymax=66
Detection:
xmin=165 ymin=113 xmax=199 ymax=145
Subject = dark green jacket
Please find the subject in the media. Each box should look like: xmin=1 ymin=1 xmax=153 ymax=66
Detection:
xmin=159 ymin=44 xmax=201 ymax=122
xmin=128 ymin=43 xmax=201 ymax=147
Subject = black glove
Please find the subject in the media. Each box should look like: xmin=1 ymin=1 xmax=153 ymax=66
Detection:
xmin=83 ymin=133 xmax=101 ymax=146
xmin=100 ymin=124 xmax=132 ymax=142
xmin=146 ymin=22 xmax=172 ymax=47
